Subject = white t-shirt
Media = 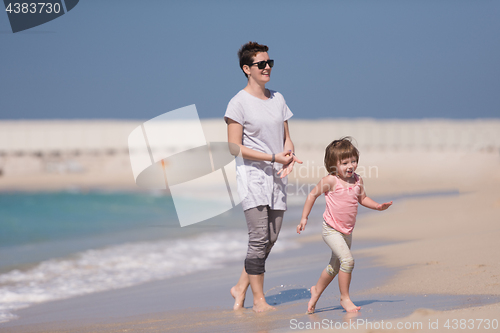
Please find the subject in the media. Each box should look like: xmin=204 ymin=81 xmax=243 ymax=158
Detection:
xmin=224 ymin=89 xmax=293 ymax=211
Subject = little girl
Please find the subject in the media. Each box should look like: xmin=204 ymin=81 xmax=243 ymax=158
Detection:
xmin=297 ymin=137 xmax=392 ymax=314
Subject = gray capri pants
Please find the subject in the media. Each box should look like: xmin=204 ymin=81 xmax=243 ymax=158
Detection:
xmin=244 ymin=205 xmax=284 ymax=275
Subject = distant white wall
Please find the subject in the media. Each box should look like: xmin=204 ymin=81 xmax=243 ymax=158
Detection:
xmin=284 ymin=119 xmax=500 ymax=152
xmin=0 ymin=121 xmax=141 ymax=154
xmin=0 ymin=119 xmax=499 ymax=154
xmin=201 ymin=119 xmax=500 ymax=153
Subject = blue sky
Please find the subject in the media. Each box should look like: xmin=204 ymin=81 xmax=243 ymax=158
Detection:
xmin=1 ymin=0 xmax=499 ymax=120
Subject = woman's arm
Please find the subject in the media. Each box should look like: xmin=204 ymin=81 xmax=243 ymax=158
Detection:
xmin=277 ymin=121 xmax=303 ymax=178
xmin=297 ymin=176 xmax=336 ymax=234
xmin=358 ymin=177 xmax=393 ymax=211
xmin=283 ymin=120 xmax=294 ymax=152
xmin=227 ymin=118 xmax=294 ymax=165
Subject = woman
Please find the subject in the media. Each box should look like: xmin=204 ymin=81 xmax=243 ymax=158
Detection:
xmin=224 ymin=41 xmax=302 ymax=312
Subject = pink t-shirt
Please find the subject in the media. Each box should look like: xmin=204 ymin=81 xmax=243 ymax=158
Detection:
xmin=323 ymin=174 xmax=362 ymax=234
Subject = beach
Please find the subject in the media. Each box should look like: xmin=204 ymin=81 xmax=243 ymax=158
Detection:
xmin=0 ymin=119 xmax=499 ymax=332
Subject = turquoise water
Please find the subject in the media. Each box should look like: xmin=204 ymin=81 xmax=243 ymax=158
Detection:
xmin=0 ymin=191 xmax=252 ymax=270
xmin=0 ymin=190 xmax=259 ymax=322
xmin=0 ymin=192 xmax=178 ymax=249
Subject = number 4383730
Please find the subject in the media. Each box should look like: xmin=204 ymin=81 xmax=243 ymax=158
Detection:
xmin=5 ymin=3 xmax=62 ymax=14
xmin=444 ymin=319 xmax=498 ymax=330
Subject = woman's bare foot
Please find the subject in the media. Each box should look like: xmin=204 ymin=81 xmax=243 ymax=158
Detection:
xmin=230 ymin=286 xmax=246 ymax=310
xmin=306 ymin=286 xmax=320 ymax=314
xmin=253 ymin=297 xmax=276 ymax=313
xmin=340 ymin=297 xmax=361 ymax=312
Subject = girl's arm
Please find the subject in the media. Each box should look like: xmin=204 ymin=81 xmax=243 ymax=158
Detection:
xmin=297 ymin=176 xmax=336 ymax=234
xmin=277 ymin=121 xmax=303 ymax=178
xmin=358 ymin=177 xmax=393 ymax=211
xmin=227 ymin=119 xmax=294 ymax=165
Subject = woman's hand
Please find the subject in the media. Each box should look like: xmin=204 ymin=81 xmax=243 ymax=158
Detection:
xmin=277 ymin=151 xmax=303 ymax=178
xmin=297 ymin=217 xmax=308 ymax=234
xmin=274 ymin=150 xmax=293 ymax=165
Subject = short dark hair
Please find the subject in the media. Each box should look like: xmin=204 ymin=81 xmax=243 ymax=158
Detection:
xmin=324 ymin=137 xmax=359 ymax=175
xmin=238 ymin=41 xmax=269 ymax=78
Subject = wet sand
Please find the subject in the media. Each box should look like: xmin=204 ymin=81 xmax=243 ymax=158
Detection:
xmin=3 ymin=226 xmax=498 ymax=333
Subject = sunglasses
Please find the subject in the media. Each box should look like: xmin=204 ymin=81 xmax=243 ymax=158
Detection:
xmin=248 ymin=59 xmax=274 ymax=69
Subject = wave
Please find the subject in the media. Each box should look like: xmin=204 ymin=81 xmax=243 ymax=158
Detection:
xmin=0 ymin=228 xmax=299 ymax=323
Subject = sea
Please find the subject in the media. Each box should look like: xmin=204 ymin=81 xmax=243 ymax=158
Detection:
xmin=0 ymin=190 xmax=307 ymax=323
xmin=0 ymin=189 xmax=462 ymax=324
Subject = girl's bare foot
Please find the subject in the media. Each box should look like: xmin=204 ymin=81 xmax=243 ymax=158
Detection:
xmin=230 ymin=286 xmax=245 ymax=310
xmin=306 ymin=285 xmax=319 ymax=314
xmin=340 ymin=297 xmax=361 ymax=312
xmin=253 ymin=297 xmax=276 ymax=313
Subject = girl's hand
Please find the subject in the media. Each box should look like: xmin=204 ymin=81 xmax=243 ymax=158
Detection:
xmin=277 ymin=151 xmax=303 ymax=178
xmin=376 ymin=201 xmax=393 ymax=211
xmin=297 ymin=218 xmax=308 ymax=234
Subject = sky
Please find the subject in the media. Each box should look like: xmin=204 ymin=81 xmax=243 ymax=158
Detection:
xmin=1 ymin=0 xmax=499 ymax=120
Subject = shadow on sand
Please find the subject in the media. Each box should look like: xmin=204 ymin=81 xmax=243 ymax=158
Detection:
xmin=313 ymin=298 xmax=403 ymax=314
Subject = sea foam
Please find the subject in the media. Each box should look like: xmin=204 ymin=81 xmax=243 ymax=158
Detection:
xmin=0 ymin=228 xmax=299 ymax=323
